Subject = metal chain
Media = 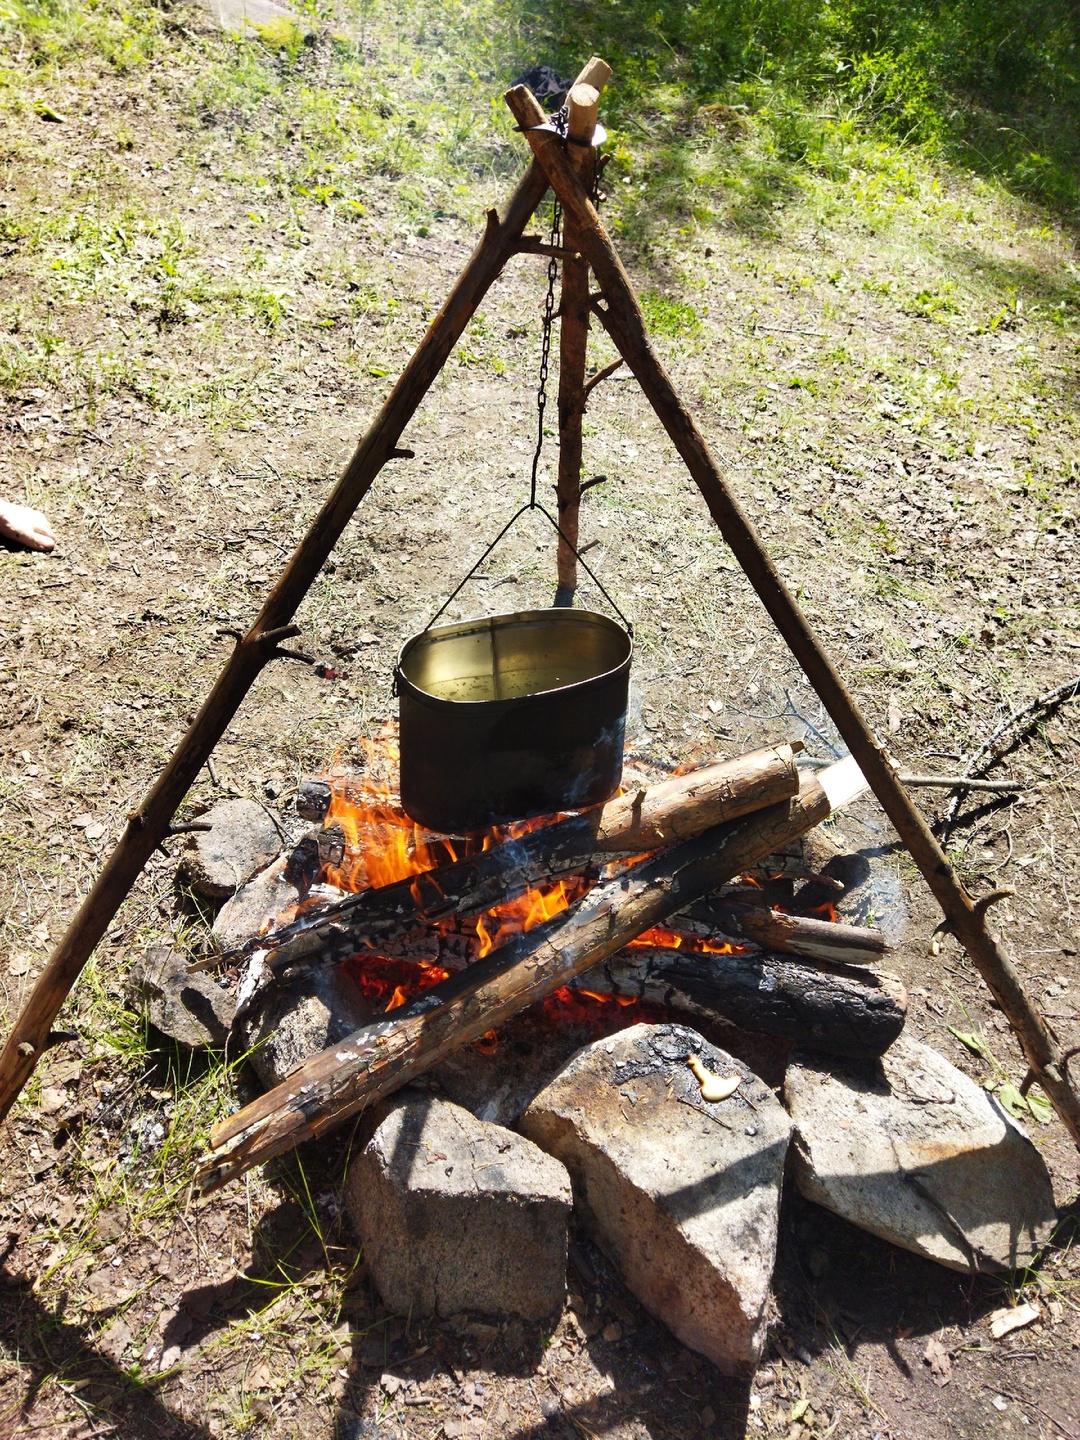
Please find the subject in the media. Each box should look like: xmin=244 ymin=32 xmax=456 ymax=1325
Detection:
xmin=528 ymin=189 xmax=561 ymax=508
xmin=419 ymin=101 xmax=631 ymax=634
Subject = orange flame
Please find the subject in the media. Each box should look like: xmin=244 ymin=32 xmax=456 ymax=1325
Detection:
xmin=803 ymin=898 xmax=840 ymax=924
xmin=307 ymin=730 xmax=808 ymax=1039
xmin=319 ymin=727 xmax=588 ymax=1022
xmin=473 ymin=876 xmax=588 ymax=958
xmin=628 ymin=925 xmax=750 ymax=956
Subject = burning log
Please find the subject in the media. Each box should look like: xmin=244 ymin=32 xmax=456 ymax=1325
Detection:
xmin=681 ymin=901 xmax=889 ymax=967
xmin=194 ymin=757 xmax=866 ymax=1192
xmin=191 ymin=743 xmax=802 ymax=975
xmin=587 ymin=949 xmax=906 ymax=1059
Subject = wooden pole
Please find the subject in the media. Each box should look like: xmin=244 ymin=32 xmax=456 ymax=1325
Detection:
xmin=0 ymin=162 xmax=550 ymax=1127
xmin=554 ymin=60 xmax=610 ymax=603
xmin=195 ymin=762 xmax=864 ymax=1192
xmin=503 ymin=80 xmax=1080 ymax=1147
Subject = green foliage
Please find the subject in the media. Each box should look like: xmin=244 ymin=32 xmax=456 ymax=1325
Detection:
xmin=639 ymin=289 xmax=700 ymax=336
xmin=508 ymin=0 xmax=1080 ymax=216
xmin=253 ymin=15 xmax=308 ymax=56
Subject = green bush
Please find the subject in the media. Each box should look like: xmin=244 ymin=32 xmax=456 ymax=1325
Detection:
xmin=507 ymin=0 xmax=1080 ymax=215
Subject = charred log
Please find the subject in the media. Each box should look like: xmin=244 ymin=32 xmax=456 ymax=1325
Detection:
xmin=589 ymin=949 xmax=906 ymax=1059
xmin=195 ymin=759 xmax=865 ymax=1192
xmin=681 ymin=900 xmax=888 ymax=966
xmin=192 ymin=744 xmax=801 ymax=974
xmin=296 ymin=779 xmax=333 ymax=824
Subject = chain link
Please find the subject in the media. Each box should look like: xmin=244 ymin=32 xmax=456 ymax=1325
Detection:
xmin=420 ymin=101 xmax=630 ymax=633
xmin=529 ymin=191 xmax=561 ymax=508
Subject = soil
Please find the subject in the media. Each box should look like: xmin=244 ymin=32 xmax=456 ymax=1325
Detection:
xmin=1 ymin=5 xmax=1078 ymax=1439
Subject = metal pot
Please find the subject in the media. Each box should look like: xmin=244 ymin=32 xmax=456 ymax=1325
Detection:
xmin=395 ymin=608 xmax=632 ymax=833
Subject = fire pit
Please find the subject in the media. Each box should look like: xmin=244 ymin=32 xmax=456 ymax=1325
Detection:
xmin=163 ymin=726 xmax=1055 ymax=1375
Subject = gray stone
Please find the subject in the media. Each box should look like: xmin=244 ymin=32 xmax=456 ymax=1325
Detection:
xmin=212 ymin=854 xmax=299 ymax=951
xmin=521 ymin=1022 xmax=791 ymax=1377
xmin=347 ymin=1095 xmax=572 ymax=1321
xmin=784 ymin=1034 xmax=1058 ymax=1274
xmin=133 ymin=947 xmax=235 ymax=1049
xmin=237 ymin=963 xmax=371 ymax=1088
xmin=430 ymin=1011 xmax=598 ymax=1127
xmin=179 ymin=799 xmax=284 ymax=900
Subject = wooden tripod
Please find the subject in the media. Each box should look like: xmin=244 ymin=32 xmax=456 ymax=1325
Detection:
xmin=2 ymin=60 xmax=1078 ymax=1151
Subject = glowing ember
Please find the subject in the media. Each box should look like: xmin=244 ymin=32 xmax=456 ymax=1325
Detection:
xmin=628 ymin=925 xmax=751 ymax=956
xmin=342 ymin=954 xmax=451 ymax=1011
xmin=319 ymin=727 xmax=588 ymax=1019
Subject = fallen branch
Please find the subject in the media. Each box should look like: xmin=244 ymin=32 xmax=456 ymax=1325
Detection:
xmin=194 ymin=758 xmax=865 ymax=1192
xmin=945 ymin=673 xmax=1080 ymax=826
xmin=899 ymin=773 xmax=1027 ymax=794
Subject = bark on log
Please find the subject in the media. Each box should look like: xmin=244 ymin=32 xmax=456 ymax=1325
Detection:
xmin=195 ymin=760 xmax=864 ymax=1191
xmin=0 ymin=162 xmax=554 ymax=1126
xmin=589 ymin=949 xmax=906 ymax=1059
xmin=554 ymin=67 xmax=604 ymax=599
xmin=193 ymin=743 xmax=801 ymax=973
xmin=681 ymin=900 xmax=889 ymax=966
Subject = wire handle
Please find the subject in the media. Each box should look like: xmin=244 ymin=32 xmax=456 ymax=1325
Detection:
xmin=421 ymin=501 xmax=632 ymax=634
xmin=420 ymin=112 xmax=631 ymax=639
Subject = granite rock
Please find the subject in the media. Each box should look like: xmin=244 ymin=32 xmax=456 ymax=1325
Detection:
xmin=133 ymin=947 xmax=235 ymax=1048
xmin=211 ymin=853 xmax=299 ymax=952
xmin=784 ymin=1034 xmax=1058 ymax=1273
xmin=521 ymin=1022 xmax=790 ymax=1377
xmin=347 ymin=1094 xmax=572 ymax=1320
xmin=237 ymin=962 xmax=371 ymax=1088
xmin=179 ymin=799 xmax=284 ymax=901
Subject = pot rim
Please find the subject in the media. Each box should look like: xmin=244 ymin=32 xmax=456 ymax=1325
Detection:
xmin=395 ymin=607 xmax=633 ymax=710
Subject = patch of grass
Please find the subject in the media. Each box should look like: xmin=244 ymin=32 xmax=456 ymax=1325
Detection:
xmin=509 ymin=0 xmax=1080 ymax=220
xmin=639 ymin=289 xmax=701 ymax=337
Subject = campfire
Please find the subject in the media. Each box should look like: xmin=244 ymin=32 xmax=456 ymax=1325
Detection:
xmin=185 ymin=729 xmax=901 ymax=1194
xmin=269 ymin=731 xmax=782 ymax=1030
xmin=1 ymin=49 xmax=1068 ymax=1388
xmin=127 ymin=708 xmax=1053 ymax=1380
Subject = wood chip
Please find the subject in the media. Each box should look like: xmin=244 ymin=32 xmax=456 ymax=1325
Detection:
xmin=687 ymin=1054 xmax=741 ymax=1102
xmin=989 ymin=1302 xmax=1040 ymax=1339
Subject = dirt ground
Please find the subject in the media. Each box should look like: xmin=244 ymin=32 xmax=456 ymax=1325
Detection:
xmin=1 ymin=3 xmax=1079 ymax=1438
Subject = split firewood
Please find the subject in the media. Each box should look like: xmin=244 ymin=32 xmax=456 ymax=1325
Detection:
xmin=189 ymin=743 xmax=802 ymax=974
xmin=194 ymin=757 xmax=866 ymax=1192
xmin=679 ymin=901 xmax=889 ymax=967
xmin=584 ymin=947 xmax=906 ymax=1059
